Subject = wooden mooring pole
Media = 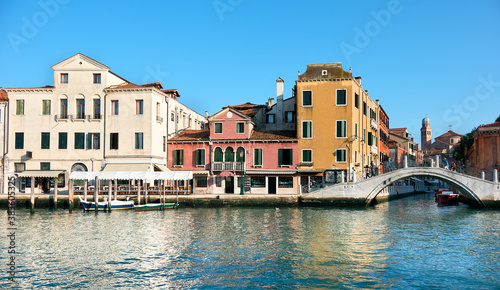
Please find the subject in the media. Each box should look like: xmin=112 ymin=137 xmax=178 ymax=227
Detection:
xmin=94 ymin=176 xmax=99 ymax=213
xmin=30 ymin=176 xmax=35 ymax=213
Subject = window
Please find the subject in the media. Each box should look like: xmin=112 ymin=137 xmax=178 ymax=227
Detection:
xmin=110 ymin=133 xmax=119 ymax=149
xmin=16 ymin=100 xmax=24 ymax=115
xmin=93 ymin=73 xmax=101 ymax=84
xmin=302 ymin=91 xmax=312 ymax=106
xmin=40 ymin=162 xmax=50 ymax=170
xmin=87 ymin=133 xmax=100 ymax=150
xmin=60 ymin=73 xmax=68 ymax=84
xmin=41 ymin=132 xmax=50 ymax=149
xmin=60 ymin=99 xmax=68 ymax=119
xmin=214 ymin=147 xmax=223 ymax=162
xmin=336 ymin=89 xmax=347 ymax=105
xmin=74 ymin=133 xmax=85 ymax=149
xmin=363 ymin=102 xmax=367 ymax=116
xmin=93 ymin=99 xmax=101 ymax=119
xmin=76 ymin=99 xmax=85 ymax=119
xmin=355 ymin=93 xmax=359 ymax=109
xmin=15 ymin=133 xmax=24 ymax=149
xmin=266 ymin=114 xmax=275 ymax=124
xmin=163 ymin=136 xmax=166 ymax=152
xmin=156 ymin=102 xmax=161 ymax=118
xmin=224 ymin=147 xmax=234 ymax=162
xmin=336 ymin=149 xmax=347 ymax=163
xmin=59 ymin=132 xmax=67 ymax=149
xmin=135 ymin=133 xmax=143 ymax=149
xmin=370 ymin=108 xmax=376 ymax=120
xmin=195 ymin=176 xmax=207 ymax=187
xmin=136 ymin=100 xmax=143 ymax=115
xmin=355 ymin=123 xmax=358 ymax=139
xmin=14 ymin=162 xmax=25 ymax=172
xmin=236 ymin=122 xmax=244 ymax=133
xmin=215 ymin=176 xmax=222 ymax=187
xmin=171 ymin=112 xmax=174 ymax=121
xmin=302 ymin=121 xmax=312 ymax=139
xmin=42 ymin=100 xmax=51 ymax=115
xmin=285 ymin=111 xmax=294 ymax=123
xmin=214 ymin=123 xmax=222 ymax=134
xmin=254 ymin=148 xmax=262 ymax=166
xmin=450 ymin=139 xmax=454 ymax=144
xmin=278 ymin=148 xmax=293 ymax=166
xmin=363 ymin=129 xmax=366 ymax=142
xmin=302 ymin=149 xmax=312 ymax=163
xmin=368 ymin=132 xmax=374 ymax=146
xmin=196 ymin=149 xmax=205 ymax=166
xmin=251 ymin=177 xmax=266 ymax=188
xmin=278 ymin=177 xmax=293 ymax=188
xmin=174 ymin=149 xmax=184 ymax=166
xmin=111 ymin=100 xmax=119 ymax=115
xmin=336 ymin=120 xmax=347 ymax=138
xmin=355 ymin=150 xmax=358 ymax=163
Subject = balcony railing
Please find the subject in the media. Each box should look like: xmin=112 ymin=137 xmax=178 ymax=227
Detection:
xmin=212 ymin=162 xmax=245 ymax=172
xmin=371 ymin=145 xmax=378 ymax=155
xmin=370 ymin=118 xmax=378 ymax=130
xmin=89 ymin=114 xmax=102 ymax=121
xmin=54 ymin=114 xmax=69 ymax=121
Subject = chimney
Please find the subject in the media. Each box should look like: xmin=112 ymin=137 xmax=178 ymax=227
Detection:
xmin=205 ymin=111 xmax=209 ymax=119
xmin=268 ymin=97 xmax=274 ymax=108
xmin=276 ymin=77 xmax=284 ymax=101
xmin=355 ymin=76 xmax=362 ymax=85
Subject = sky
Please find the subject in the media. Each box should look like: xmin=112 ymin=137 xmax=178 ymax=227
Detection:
xmin=1 ymin=0 xmax=499 ymax=146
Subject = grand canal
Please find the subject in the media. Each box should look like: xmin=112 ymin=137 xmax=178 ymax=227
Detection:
xmin=1 ymin=193 xmax=499 ymax=289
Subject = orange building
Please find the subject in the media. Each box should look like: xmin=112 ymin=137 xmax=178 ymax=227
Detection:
xmin=465 ymin=121 xmax=500 ymax=174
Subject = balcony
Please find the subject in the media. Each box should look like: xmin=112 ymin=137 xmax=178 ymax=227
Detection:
xmin=54 ymin=114 xmax=69 ymax=122
xmin=370 ymin=118 xmax=378 ymax=130
xmin=371 ymin=145 xmax=378 ymax=156
xmin=212 ymin=162 xmax=246 ymax=172
xmin=89 ymin=114 xmax=102 ymax=121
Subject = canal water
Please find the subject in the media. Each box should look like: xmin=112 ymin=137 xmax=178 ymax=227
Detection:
xmin=1 ymin=193 xmax=499 ymax=289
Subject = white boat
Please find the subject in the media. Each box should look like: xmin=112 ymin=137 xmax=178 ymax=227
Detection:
xmin=78 ymin=196 xmax=134 ymax=211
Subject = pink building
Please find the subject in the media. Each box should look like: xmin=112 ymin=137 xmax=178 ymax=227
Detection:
xmin=167 ymin=107 xmax=299 ymax=194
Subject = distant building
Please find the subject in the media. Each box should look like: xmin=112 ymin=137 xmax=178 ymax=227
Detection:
xmin=420 ymin=117 xmax=462 ymax=166
xmin=379 ymin=105 xmax=390 ymax=173
xmin=389 ymin=128 xmax=419 ymax=167
xmin=465 ymin=121 xmax=500 ymax=174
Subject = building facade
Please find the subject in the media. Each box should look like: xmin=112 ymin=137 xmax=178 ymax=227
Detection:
xmin=4 ymin=53 xmax=205 ymax=193
xmin=465 ymin=121 xmax=500 ymax=174
xmin=167 ymin=107 xmax=299 ymax=194
xmin=379 ymin=105 xmax=390 ymax=173
xmin=295 ymin=63 xmax=380 ymax=188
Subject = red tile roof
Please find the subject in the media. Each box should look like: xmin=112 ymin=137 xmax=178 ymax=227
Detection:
xmin=162 ymin=89 xmax=180 ymax=97
xmin=390 ymin=128 xmax=407 ymax=131
xmin=169 ymin=130 xmax=210 ymax=141
xmin=0 ymin=89 xmax=7 ymax=101
xmin=106 ymin=82 xmax=163 ymax=90
xmin=437 ymin=130 xmax=462 ymax=138
xmin=478 ymin=121 xmax=500 ymax=129
xmin=5 ymin=85 xmax=54 ymax=90
xmin=250 ymin=130 xmax=297 ymax=140
xmin=223 ymin=103 xmax=266 ymax=117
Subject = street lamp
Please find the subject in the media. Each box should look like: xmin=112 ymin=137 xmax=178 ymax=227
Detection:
xmin=239 ymin=150 xmax=244 ymax=195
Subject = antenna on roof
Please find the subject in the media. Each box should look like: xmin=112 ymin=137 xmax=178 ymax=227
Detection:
xmin=449 ymin=124 xmax=452 ymax=131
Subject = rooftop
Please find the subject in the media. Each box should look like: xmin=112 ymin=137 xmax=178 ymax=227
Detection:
xmin=223 ymin=103 xmax=266 ymax=118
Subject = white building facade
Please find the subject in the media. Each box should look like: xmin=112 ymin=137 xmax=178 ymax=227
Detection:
xmin=3 ymin=53 xmax=205 ymax=193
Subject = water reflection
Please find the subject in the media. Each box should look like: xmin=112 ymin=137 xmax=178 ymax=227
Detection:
xmin=1 ymin=194 xmax=499 ymax=288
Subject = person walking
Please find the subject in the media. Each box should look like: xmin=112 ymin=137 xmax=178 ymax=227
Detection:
xmin=444 ymin=158 xmax=449 ymax=170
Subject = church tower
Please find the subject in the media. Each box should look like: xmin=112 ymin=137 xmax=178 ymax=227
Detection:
xmin=421 ymin=117 xmax=432 ymax=150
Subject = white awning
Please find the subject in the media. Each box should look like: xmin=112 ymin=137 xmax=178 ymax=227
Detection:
xmin=69 ymin=171 xmax=193 ymax=181
xmin=16 ymin=170 xmax=65 ymax=178
xmin=153 ymin=164 xmax=170 ymax=172
xmin=102 ymin=163 xmax=151 ymax=171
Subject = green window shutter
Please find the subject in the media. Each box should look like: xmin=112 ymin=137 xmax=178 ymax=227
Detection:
xmin=87 ymin=133 xmax=92 ymax=150
xmin=288 ymin=149 xmax=293 ymax=165
xmin=180 ymin=150 xmax=184 ymax=165
xmin=214 ymin=148 xmax=223 ymax=162
xmin=15 ymin=133 xmax=23 ymax=149
xmin=254 ymin=149 xmax=262 ymax=166
xmin=41 ymin=133 xmax=50 ymax=149
xmin=278 ymin=149 xmax=283 ymax=166
xmin=174 ymin=150 xmax=178 ymax=165
xmin=95 ymin=133 xmax=100 ymax=149
xmin=59 ymin=133 xmax=67 ymax=149
xmin=337 ymin=121 xmax=341 ymax=137
xmin=355 ymin=123 xmax=358 ymax=138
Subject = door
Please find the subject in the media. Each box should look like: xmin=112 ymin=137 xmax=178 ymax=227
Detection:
xmin=268 ymin=177 xmax=276 ymax=194
xmin=225 ymin=177 xmax=234 ymax=194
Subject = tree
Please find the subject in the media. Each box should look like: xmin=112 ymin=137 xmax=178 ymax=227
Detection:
xmin=496 ymin=115 xmax=500 ymax=123
xmin=453 ymin=128 xmax=475 ymax=163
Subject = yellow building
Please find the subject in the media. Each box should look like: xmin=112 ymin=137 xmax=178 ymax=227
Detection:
xmin=295 ymin=63 xmax=379 ymax=190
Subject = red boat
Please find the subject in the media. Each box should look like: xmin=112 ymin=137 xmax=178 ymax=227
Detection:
xmin=435 ymin=189 xmax=459 ymax=204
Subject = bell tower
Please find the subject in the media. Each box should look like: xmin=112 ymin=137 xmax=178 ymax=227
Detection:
xmin=421 ymin=117 xmax=432 ymax=150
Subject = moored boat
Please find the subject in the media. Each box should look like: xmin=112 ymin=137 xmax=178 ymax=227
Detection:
xmin=134 ymin=203 xmax=178 ymax=211
xmin=79 ymin=196 xmax=135 ymax=211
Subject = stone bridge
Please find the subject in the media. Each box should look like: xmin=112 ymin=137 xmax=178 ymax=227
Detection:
xmin=302 ymin=167 xmax=500 ymax=208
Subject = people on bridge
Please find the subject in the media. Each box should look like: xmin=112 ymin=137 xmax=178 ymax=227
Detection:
xmin=444 ymin=158 xmax=449 ymax=170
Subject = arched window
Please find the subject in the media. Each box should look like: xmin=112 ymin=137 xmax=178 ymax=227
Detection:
xmin=236 ymin=147 xmax=245 ymax=162
xmin=224 ymin=147 xmax=234 ymax=162
xmin=75 ymin=94 xmax=85 ymax=119
xmin=59 ymin=95 xmax=68 ymax=119
xmin=214 ymin=147 xmax=223 ymax=162
xmin=93 ymin=95 xmax=101 ymax=119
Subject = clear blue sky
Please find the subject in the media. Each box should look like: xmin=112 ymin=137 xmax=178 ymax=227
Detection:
xmin=1 ymin=0 xmax=499 ymax=145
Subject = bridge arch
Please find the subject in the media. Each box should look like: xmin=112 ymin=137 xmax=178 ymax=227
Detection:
xmin=365 ymin=168 xmax=484 ymax=207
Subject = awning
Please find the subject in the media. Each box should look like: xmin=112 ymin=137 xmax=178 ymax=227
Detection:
xmin=102 ymin=163 xmax=151 ymax=171
xmin=16 ymin=170 xmax=65 ymax=178
xmin=153 ymin=164 xmax=170 ymax=172
xmin=192 ymin=170 xmax=209 ymax=175
xmin=219 ymin=171 xmax=234 ymax=177
xmin=245 ymin=170 xmax=296 ymax=175
xmin=69 ymin=171 xmax=193 ymax=181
